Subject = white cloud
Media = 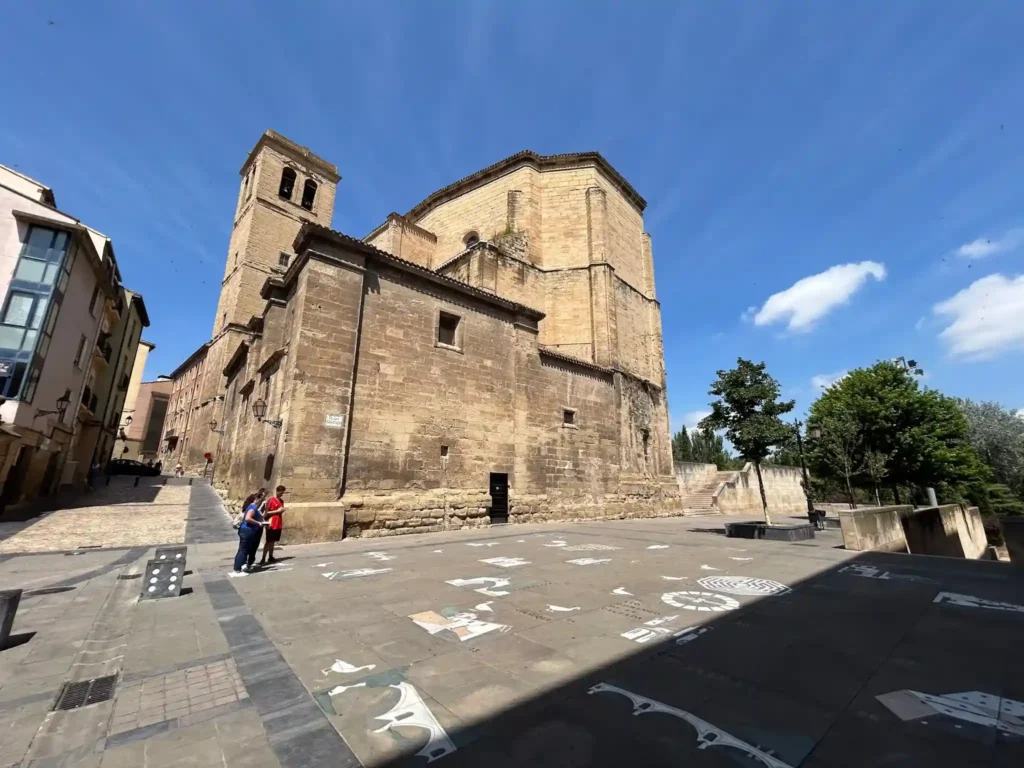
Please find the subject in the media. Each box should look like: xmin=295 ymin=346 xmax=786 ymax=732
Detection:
xmin=933 ymin=273 xmax=1024 ymax=360
xmin=751 ymin=262 xmax=887 ymax=333
xmin=811 ymin=370 xmax=847 ymax=389
xmin=681 ymin=410 xmax=711 ymax=430
xmin=955 ymin=229 xmax=1024 ymax=259
xmin=1017 ymin=408 xmax=1024 ymax=419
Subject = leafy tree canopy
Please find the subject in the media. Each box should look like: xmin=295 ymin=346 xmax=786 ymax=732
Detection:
xmin=807 ymin=360 xmax=988 ymax=502
xmin=957 ymin=399 xmax=1024 ymax=497
xmin=671 ymin=428 xmax=693 ymax=463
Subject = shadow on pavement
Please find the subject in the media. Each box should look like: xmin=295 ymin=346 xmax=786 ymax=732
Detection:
xmin=364 ymin=549 xmax=1023 ymax=767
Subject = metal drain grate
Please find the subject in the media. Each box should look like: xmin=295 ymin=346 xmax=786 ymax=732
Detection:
xmin=117 ymin=574 xmax=142 ymax=580
xmin=53 ymin=675 xmax=117 ymax=711
xmin=24 ymin=586 xmax=76 ymax=596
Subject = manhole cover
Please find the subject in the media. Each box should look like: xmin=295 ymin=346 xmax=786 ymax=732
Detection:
xmin=24 ymin=586 xmax=76 ymax=596
xmin=53 ymin=675 xmax=117 ymax=711
xmin=697 ymin=576 xmax=790 ymax=596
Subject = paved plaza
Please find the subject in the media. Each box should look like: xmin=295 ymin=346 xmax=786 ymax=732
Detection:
xmin=1 ymin=483 xmax=1022 ymax=767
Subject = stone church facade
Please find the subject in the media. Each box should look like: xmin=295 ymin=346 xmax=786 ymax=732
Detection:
xmin=165 ymin=131 xmax=677 ymax=540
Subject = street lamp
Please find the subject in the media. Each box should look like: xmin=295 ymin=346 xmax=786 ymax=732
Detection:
xmin=209 ymin=419 xmax=225 ymax=435
xmin=37 ymin=388 xmax=72 ymax=421
xmin=251 ymin=398 xmax=282 ymax=429
xmin=793 ymin=419 xmax=816 ymax=518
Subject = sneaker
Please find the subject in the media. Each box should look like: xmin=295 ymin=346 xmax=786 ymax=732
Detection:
xmin=229 ymin=570 xmax=248 ymax=578
xmin=267 ymin=556 xmax=278 ymax=564
xmin=241 ymin=564 xmax=250 ymax=572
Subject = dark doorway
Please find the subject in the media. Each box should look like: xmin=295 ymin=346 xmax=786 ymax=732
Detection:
xmin=489 ymin=472 xmax=509 ymax=524
xmin=0 ymin=446 xmax=32 ymax=512
xmin=40 ymin=452 xmax=60 ymax=497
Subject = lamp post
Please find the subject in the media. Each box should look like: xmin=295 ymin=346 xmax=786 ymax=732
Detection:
xmin=36 ymin=389 xmax=72 ymax=421
xmin=793 ymin=419 xmax=818 ymax=517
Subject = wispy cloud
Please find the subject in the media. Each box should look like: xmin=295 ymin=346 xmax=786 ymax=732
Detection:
xmin=934 ymin=273 xmax=1024 ymax=360
xmin=811 ymin=370 xmax=848 ymax=390
xmin=749 ymin=262 xmax=887 ymax=333
xmin=683 ymin=410 xmax=711 ymax=429
xmin=955 ymin=228 xmax=1024 ymax=260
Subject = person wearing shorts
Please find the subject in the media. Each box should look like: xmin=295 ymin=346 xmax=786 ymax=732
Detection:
xmin=260 ymin=485 xmax=286 ymax=566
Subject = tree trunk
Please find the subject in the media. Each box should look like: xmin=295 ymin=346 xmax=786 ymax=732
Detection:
xmin=892 ymin=484 xmax=901 ymax=505
xmin=845 ymin=476 xmax=856 ymax=509
xmin=754 ymin=460 xmax=771 ymax=526
xmin=873 ymin=484 xmax=881 ymax=507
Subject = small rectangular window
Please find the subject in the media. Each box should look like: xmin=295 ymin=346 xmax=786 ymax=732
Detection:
xmin=563 ymin=408 xmax=577 ymax=427
xmin=278 ymin=252 xmax=290 ymax=267
xmin=437 ymin=312 xmax=460 ymax=348
xmin=88 ymin=285 xmax=101 ymax=316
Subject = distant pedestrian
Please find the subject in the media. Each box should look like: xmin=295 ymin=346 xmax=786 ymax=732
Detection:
xmin=232 ymin=497 xmax=266 ymax=576
xmin=174 ymin=461 xmax=184 ymax=478
xmin=259 ymin=485 xmax=286 ymax=566
xmin=154 ymin=460 xmax=163 ymax=473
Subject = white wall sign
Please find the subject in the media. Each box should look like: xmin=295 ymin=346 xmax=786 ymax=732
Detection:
xmin=409 ymin=611 xmax=510 ymax=642
xmin=589 ymin=683 xmax=793 ymax=768
xmin=445 ymin=577 xmax=511 ymax=597
xmin=566 ymin=557 xmax=611 ymax=566
xmin=697 ymin=576 xmax=790 ymax=597
xmin=479 ymin=557 xmax=530 ymax=568
xmin=662 ymin=591 xmax=739 ymax=612
xmin=324 ymin=413 xmax=344 ymax=428
xmin=933 ymin=592 xmax=1024 ymax=613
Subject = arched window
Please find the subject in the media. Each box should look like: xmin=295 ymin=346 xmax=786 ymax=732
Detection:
xmin=463 ymin=231 xmax=480 ymax=248
xmin=278 ymin=168 xmax=296 ymax=200
xmin=301 ymin=179 xmax=318 ymax=211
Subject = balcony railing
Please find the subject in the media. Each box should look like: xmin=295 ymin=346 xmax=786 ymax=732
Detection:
xmin=94 ymin=332 xmax=112 ymax=364
xmin=80 ymin=385 xmax=93 ymax=412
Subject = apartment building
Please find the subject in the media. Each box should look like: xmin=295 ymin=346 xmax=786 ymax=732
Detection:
xmin=0 ymin=164 xmax=147 ymax=509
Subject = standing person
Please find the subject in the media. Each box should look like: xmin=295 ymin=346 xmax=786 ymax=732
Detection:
xmin=174 ymin=461 xmax=184 ymax=478
xmin=259 ymin=485 xmax=286 ymax=566
xmin=87 ymin=461 xmax=102 ymax=491
xmin=242 ymin=487 xmax=268 ymax=512
xmin=232 ymin=497 xmax=265 ymax=576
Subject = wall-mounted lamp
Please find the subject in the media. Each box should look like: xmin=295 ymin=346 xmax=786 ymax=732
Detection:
xmin=251 ymin=398 xmax=282 ymax=429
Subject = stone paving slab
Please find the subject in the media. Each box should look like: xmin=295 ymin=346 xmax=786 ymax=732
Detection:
xmin=0 ymin=486 xmax=190 ymax=554
xmin=2 ymin=490 xmax=1023 ymax=767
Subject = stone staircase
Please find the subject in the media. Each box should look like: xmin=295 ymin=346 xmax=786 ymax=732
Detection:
xmin=680 ymin=470 xmax=738 ymax=513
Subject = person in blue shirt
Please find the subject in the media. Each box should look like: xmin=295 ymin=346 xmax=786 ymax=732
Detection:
xmin=232 ymin=495 xmax=267 ymax=576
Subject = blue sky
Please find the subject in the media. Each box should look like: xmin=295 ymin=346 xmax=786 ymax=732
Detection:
xmin=3 ymin=1 xmax=1023 ymax=432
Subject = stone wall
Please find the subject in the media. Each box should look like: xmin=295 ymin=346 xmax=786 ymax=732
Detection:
xmin=674 ymin=462 xmax=718 ymax=494
xmin=839 ymin=503 xmax=987 ymax=559
xmin=714 ymin=463 xmax=808 ymax=518
xmin=212 ymin=235 xmax=680 ymax=541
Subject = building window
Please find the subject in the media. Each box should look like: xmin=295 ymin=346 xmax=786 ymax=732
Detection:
xmin=463 ymin=231 xmax=479 ymax=248
xmin=437 ymin=311 xmax=461 ymax=348
xmin=279 ymin=168 xmax=296 ymax=200
xmin=301 ymin=180 xmax=317 ymax=211
xmin=440 ymin=445 xmax=449 ymax=457
xmin=278 ymin=252 xmax=290 ymax=267
xmin=563 ymin=408 xmax=577 ymax=427
xmin=88 ymin=285 xmax=101 ymax=316
xmin=73 ymin=334 xmax=88 ymax=368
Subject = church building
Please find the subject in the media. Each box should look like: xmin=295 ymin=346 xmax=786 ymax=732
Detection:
xmin=164 ymin=131 xmax=677 ymax=540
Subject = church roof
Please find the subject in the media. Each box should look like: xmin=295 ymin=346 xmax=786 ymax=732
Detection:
xmin=403 ymin=150 xmax=647 ymax=223
xmin=290 ymin=223 xmax=546 ymax=321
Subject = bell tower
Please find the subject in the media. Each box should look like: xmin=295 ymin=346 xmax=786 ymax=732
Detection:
xmin=212 ymin=131 xmax=340 ymax=336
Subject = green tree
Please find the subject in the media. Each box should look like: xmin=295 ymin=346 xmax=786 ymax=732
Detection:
xmin=813 ymin=409 xmax=864 ymax=509
xmin=691 ymin=426 xmax=730 ymax=468
xmin=807 ymin=360 xmax=988 ymax=503
xmin=957 ymin=399 xmax=1024 ymax=497
xmin=700 ymin=359 xmax=794 ymax=524
xmin=671 ymin=428 xmax=693 ymax=462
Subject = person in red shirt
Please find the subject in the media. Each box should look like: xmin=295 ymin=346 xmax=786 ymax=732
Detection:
xmin=259 ymin=485 xmax=286 ymax=566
